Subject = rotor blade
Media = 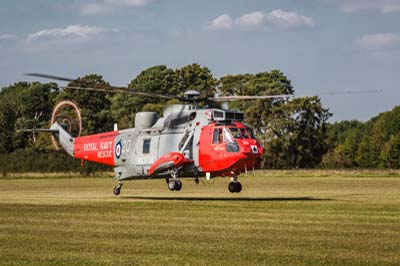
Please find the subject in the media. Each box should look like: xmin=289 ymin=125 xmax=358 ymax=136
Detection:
xmin=64 ymin=86 xmax=184 ymax=100
xmin=25 ymin=73 xmax=75 ymax=82
xmin=318 ymin=89 xmax=383 ymax=96
xmin=18 ymin=129 xmax=59 ymax=133
xmin=210 ymin=94 xmax=294 ymax=102
xmin=211 ymin=89 xmax=382 ymax=102
xmin=24 ymin=73 xmax=184 ymax=100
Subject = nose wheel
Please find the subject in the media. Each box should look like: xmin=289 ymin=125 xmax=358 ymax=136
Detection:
xmin=228 ymin=181 xmax=242 ymax=193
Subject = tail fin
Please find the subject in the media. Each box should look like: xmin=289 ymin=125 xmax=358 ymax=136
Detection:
xmin=22 ymin=123 xmax=75 ymax=157
xmin=49 ymin=123 xmax=75 ymax=157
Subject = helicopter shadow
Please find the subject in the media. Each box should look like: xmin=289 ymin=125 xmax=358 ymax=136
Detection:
xmin=121 ymin=196 xmax=333 ymax=202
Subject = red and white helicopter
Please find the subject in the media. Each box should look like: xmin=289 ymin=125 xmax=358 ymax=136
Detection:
xmin=25 ymin=73 xmax=294 ymax=195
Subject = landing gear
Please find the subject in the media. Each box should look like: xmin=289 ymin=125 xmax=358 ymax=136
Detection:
xmin=228 ymin=181 xmax=242 ymax=193
xmin=167 ymin=167 xmax=182 ymax=191
xmin=168 ymin=180 xmax=182 ymax=191
xmin=113 ymin=182 xmax=123 ymax=196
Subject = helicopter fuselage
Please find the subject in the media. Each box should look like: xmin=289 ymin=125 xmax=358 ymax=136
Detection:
xmin=60 ymin=104 xmax=263 ymax=183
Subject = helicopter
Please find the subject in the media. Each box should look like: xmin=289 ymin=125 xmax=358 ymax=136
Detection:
xmin=24 ymin=73 xmax=294 ymax=195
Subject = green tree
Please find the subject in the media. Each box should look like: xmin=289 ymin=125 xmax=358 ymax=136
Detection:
xmin=263 ymin=96 xmax=331 ymax=168
xmin=321 ymin=120 xmax=364 ymax=168
xmin=356 ymin=106 xmax=400 ymax=167
xmin=0 ymin=82 xmax=59 ymax=151
xmin=219 ymin=70 xmax=330 ymax=169
xmin=380 ymin=133 xmax=400 ymax=169
xmin=0 ymin=101 xmax=16 ymax=153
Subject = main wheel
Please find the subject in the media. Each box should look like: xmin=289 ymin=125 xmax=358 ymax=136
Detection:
xmin=235 ymin=182 xmax=242 ymax=193
xmin=113 ymin=185 xmax=121 ymax=196
xmin=175 ymin=180 xmax=182 ymax=191
xmin=168 ymin=180 xmax=177 ymax=191
xmin=228 ymin=182 xmax=236 ymax=193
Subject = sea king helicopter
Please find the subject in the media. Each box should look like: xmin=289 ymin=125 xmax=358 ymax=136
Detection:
xmin=24 ymin=73 xmax=298 ymax=195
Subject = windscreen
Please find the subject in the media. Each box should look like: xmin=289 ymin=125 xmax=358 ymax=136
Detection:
xmin=246 ymin=126 xmax=256 ymax=139
xmin=213 ymin=127 xmax=235 ymax=144
xmin=229 ymin=127 xmax=243 ymax=139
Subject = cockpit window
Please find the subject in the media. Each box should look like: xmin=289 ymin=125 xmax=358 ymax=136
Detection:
xmin=224 ymin=127 xmax=234 ymax=143
xmin=246 ymin=126 xmax=256 ymax=139
xmin=239 ymin=128 xmax=249 ymax=139
xmin=213 ymin=127 xmax=236 ymax=144
xmin=229 ymin=127 xmax=243 ymax=139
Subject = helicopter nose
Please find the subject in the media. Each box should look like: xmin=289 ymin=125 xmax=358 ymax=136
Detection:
xmin=239 ymin=140 xmax=263 ymax=171
xmin=250 ymin=145 xmax=259 ymax=154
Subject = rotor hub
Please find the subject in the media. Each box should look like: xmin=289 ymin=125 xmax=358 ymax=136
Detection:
xmin=183 ymin=90 xmax=201 ymax=101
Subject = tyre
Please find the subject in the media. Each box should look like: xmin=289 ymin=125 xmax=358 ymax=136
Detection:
xmin=228 ymin=182 xmax=236 ymax=193
xmin=113 ymin=186 xmax=121 ymax=196
xmin=175 ymin=180 xmax=182 ymax=191
xmin=235 ymin=182 xmax=242 ymax=193
xmin=168 ymin=180 xmax=176 ymax=191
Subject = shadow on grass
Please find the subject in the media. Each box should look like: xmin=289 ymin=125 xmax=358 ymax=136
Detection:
xmin=121 ymin=196 xmax=333 ymax=202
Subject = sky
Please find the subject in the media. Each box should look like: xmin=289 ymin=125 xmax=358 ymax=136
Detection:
xmin=1 ymin=0 xmax=400 ymax=121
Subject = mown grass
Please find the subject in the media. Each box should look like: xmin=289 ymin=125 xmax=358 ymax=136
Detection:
xmin=0 ymin=170 xmax=399 ymax=265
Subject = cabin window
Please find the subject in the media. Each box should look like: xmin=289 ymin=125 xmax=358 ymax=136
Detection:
xmin=143 ymin=139 xmax=151 ymax=154
xmin=213 ymin=128 xmax=223 ymax=144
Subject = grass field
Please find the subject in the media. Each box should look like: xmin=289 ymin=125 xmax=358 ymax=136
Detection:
xmin=1 ymin=170 xmax=400 ymax=266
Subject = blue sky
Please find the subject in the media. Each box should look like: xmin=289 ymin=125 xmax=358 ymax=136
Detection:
xmin=1 ymin=0 xmax=400 ymax=121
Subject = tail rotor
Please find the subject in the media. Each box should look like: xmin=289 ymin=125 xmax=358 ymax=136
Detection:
xmin=50 ymin=100 xmax=82 ymax=150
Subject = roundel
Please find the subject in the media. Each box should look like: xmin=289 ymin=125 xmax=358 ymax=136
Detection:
xmin=115 ymin=140 xmax=122 ymax=159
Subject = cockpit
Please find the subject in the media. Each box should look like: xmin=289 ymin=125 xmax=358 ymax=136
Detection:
xmin=198 ymin=121 xmax=264 ymax=175
xmin=228 ymin=125 xmax=256 ymax=140
xmin=211 ymin=123 xmax=258 ymax=153
xmin=212 ymin=125 xmax=255 ymax=144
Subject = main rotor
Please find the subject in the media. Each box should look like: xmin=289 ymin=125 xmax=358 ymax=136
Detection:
xmin=24 ymin=73 xmax=294 ymax=104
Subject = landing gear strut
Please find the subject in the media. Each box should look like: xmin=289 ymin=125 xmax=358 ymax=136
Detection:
xmin=113 ymin=182 xmax=123 ymax=196
xmin=167 ymin=167 xmax=182 ymax=191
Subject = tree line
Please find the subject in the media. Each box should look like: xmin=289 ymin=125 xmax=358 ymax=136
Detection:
xmin=0 ymin=63 xmax=399 ymax=174
xmin=322 ymin=107 xmax=400 ymax=169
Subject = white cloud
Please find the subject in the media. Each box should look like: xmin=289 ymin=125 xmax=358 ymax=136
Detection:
xmin=236 ymin=11 xmax=267 ymax=27
xmin=78 ymin=0 xmax=152 ymax=15
xmin=324 ymin=0 xmax=400 ymax=13
xmin=207 ymin=10 xmax=315 ymax=31
xmin=356 ymin=33 xmax=400 ymax=50
xmin=266 ymin=9 xmax=315 ymax=28
xmin=79 ymin=3 xmax=110 ymax=16
xmin=0 ymin=34 xmax=18 ymax=40
xmin=105 ymin=0 xmax=152 ymax=6
xmin=206 ymin=14 xmax=234 ymax=30
xmin=27 ymin=25 xmax=117 ymax=41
